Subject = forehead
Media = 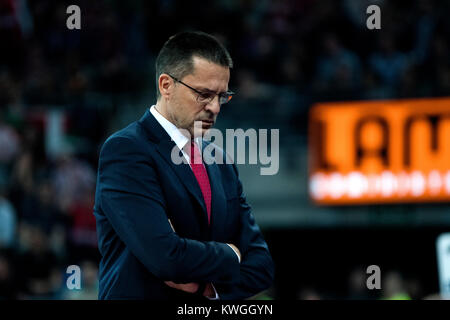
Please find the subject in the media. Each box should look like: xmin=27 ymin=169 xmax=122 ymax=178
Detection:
xmin=184 ymin=56 xmax=230 ymax=91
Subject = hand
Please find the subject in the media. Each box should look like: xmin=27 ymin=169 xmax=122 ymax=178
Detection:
xmin=164 ymin=281 xmax=199 ymax=293
xmin=203 ymin=283 xmax=216 ymax=298
xmin=227 ymin=243 xmax=241 ymax=261
xmin=165 ymin=281 xmax=216 ymax=298
xmin=165 ymin=219 xmax=221 ymax=297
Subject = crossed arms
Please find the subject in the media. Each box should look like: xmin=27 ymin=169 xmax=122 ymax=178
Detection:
xmin=98 ymin=136 xmax=274 ymax=299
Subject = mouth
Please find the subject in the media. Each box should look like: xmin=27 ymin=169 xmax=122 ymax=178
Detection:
xmin=200 ymin=119 xmax=214 ymax=126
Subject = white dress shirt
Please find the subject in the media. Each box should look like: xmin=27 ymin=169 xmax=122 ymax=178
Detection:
xmin=149 ymin=105 xmax=241 ymax=299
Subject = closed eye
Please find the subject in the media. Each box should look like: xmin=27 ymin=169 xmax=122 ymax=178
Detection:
xmin=198 ymin=91 xmax=215 ymax=100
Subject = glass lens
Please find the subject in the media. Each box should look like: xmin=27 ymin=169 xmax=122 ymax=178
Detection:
xmin=220 ymin=93 xmax=232 ymax=105
xmin=197 ymin=92 xmax=215 ymax=103
xmin=196 ymin=91 xmax=233 ymax=105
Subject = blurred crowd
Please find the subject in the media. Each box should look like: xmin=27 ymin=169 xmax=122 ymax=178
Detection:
xmin=297 ymin=268 xmax=436 ymax=300
xmin=0 ymin=0 xmax=449 ymax=299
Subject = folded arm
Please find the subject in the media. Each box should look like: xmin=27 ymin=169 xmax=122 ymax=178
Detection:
xmin=213 ymin=165 xmax=275 ymax=299
xmin=98 ymin=136 xmax=240 ymax=284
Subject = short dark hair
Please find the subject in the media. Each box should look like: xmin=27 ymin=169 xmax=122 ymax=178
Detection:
xmin=155 ymin=31 xmax=233 ymax=100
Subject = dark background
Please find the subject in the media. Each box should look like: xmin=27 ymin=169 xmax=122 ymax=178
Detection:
xmin=0 ymin=0 xmax=449 ymax=299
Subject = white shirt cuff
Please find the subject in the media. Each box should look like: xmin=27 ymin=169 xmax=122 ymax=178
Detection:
xmin=206 ymin=283 xmax=220 ymax=300
xmin=226 ymin=244 xmax=241 ymax=263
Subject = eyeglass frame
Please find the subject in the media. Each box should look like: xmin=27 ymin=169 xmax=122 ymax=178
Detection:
xmin=167 ymin=73 xmax=234 ymax=105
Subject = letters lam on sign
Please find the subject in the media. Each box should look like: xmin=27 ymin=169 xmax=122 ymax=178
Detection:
xmin=308 ymin=97 xmax=450 ymax=204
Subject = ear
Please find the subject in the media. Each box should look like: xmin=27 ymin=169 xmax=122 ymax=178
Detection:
xmin=159 ymin=74 xmax=174 ymax=100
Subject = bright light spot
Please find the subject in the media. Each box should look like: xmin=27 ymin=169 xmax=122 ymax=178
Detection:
xmin=410 ymin=171 xmax=425 ymax=196
xmin=329 ymin=173 xmax=346 ymax=199
xmin=310 ymin=173 xmax=327 ymax=199
xmin=367 ymin=174 xmax=381 ymax=197
xmin=381 ymin=171 xmax=396 ymax=197
xmin=445 ymin=171 xmax=450 ymax=195
xmin=397 ymin=171 xmax=410 ymax=196
xmin=428 ymin=170 xmax=442 ymax=195
xmin=347 ymin=171 xmax=368 ymax=198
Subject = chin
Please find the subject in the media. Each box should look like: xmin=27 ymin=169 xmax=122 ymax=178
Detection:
xmin=190 ymin=125 xmax=211 ymax=138
xmin=191 ymin=129 xmax=207 ymax=138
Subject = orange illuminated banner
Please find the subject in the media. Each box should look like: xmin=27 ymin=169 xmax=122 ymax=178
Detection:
xmin=308 ymin=97 xmax=450 ymax=205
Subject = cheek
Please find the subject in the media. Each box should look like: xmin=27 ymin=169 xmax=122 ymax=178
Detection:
xmin=186 ymin=104 xmax=203 ymax=120
xmin=173 ymin=94 xmax=204 ymax=125
xmin=176 ymin=104 xmax=197 ymax=127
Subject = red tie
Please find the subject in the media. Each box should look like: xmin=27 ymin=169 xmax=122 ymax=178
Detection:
xmin=189 ymin=141 xmax=211 ymax=225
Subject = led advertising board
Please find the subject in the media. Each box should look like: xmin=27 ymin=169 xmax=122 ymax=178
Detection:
xmin=309 ymin=97 xmax=450 ymax=205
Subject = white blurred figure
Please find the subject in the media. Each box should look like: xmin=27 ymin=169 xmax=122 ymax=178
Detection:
xmin=0 ymin=184 xmax=17 ymax=249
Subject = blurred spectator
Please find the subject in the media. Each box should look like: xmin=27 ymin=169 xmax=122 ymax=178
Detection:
xmin=347 ymin=266 xmax=378 ymax=300
xmin=51 ymin=154 xmax=96 ymax=213
xmin=428 ymin=35 xmax=450 ymax=96
xmin=369 ymin=35 xmax=409 ymax=96
xmin=20 ymin=177 xmax=67 ymax=232
xmin=23 ymin=43 xmax=58 ymax=104
xmin=68 ymin=185 xmax=98 ymax=262
xmin=398 ymin=64 xmax=421 ymax=98
xmin=16 ymin=225 xmax=60 ymax=299
xmin=0 ymin=113 xmax=20 ymax=164
xmin=409 ymin=0 xmax=437 ymax=65
xmin=405 ymin=277 xmax=424 ymax=300
xmin=18 ymin=175 xmax=69 ymax=263
xmin=313 ymin=33 xmax=362 ymax=99
xmin=8 ymin=150 xmax=36 ymax=224
xmin=422 ymin=292 xmax=444 ymax=300
xmin=297 ymin=287 xmax=322 ymax=300
xmin=234 ymin=69 xmax=275 ymax=101
xmin=0 ymin=0 xmax=26 ymax=73
xmin=0 ymin=189 xmax=17 ymax=249
xmin=0 ymin=251 xmax=16 ymax=299
xmin=380 ymin=270 xmax=412 ymax=300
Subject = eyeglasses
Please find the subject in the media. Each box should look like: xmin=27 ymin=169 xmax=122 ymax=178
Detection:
xmin=168 ymin=74 xmax=234 ymax=105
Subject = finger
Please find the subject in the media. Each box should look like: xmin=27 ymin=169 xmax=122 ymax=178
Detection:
xmin=183 ymin=283 xmax=199 ymax=293
xmin=164 ymin=281 xmax=177 ymax=288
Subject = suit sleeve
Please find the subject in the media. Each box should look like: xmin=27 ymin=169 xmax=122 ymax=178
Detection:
xmin=214 ymin=164 xmax=275 ymax=299
xmin=98 ymin=135 xmax=240 ymax=284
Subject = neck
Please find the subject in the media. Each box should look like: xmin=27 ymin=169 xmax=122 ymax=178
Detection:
xmin=154 ymin=100 xmax=170 ymax=121
xmin=154 ymin=101 xmax=193 ymax=139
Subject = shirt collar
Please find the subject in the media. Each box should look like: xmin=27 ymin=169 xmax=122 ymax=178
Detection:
xmin=150 ymin=105 xmax=202 ymax=151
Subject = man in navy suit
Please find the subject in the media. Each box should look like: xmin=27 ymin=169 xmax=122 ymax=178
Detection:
xmin=93 ymin=31 xmax=274 ymax=300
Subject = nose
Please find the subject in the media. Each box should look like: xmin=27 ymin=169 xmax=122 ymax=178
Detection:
xmin=204 ymin=95 xmax=221 ymax=115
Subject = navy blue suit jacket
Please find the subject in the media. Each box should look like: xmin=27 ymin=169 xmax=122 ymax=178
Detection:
xmin=93 ymin=109 xmax=274 ymax=300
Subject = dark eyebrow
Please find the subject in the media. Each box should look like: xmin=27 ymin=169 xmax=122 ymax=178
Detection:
xmin=196 ymin=87 xmax=217 ymax=94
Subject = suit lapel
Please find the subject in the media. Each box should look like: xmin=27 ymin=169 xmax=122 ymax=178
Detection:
xmin=139 ymin=109 xmax=227 ymax=236
xmin=155 ymin=139 xmax=209 ymax=228
xmin=139 ymin=110 xmax=209 ymax=228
